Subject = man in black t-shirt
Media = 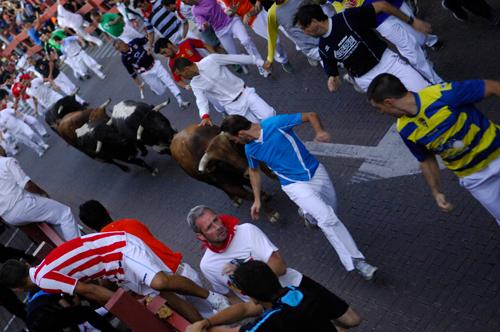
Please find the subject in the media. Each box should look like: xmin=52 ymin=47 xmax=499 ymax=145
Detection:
xmin=294 ymin=3 xmax=432 ymax=93
xmin=185 ymin=261 xmax=361 ymax=332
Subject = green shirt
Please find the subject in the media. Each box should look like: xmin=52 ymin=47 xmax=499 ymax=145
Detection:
xmin=49 ymin=29 xmax=67 ymax=51
xmin=99 ymin=13 xmax=124 ymax=37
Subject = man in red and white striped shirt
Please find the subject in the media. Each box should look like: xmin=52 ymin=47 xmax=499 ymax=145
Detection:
xmin=0 ymin=232 xmax=230 ymax=318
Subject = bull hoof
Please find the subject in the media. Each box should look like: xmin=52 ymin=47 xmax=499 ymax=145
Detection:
xmin=269 ymin=212 xmax=280 ymax=223
xmin=232 ymin=198 xmax=243 ymax=208
xmin=151 ymin=168 xmax=159 ymax=176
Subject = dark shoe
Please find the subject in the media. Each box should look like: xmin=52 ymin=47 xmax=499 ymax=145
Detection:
xmin=281 ymin=61 xmax=294 ymax=73
xmin=429 ymin=40 xmax=444 ymax=52
xmin=441 ymin=0 xmax=468 ymax=22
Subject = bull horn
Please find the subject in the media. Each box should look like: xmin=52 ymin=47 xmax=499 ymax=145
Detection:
xmin=152 ymin=98 xmax=170 ymax=112
xmin=96 ymin=141 xmax=103 ymax=153
xmin=71 ymin=87 xmax=80 ymax=97
xmin=106 ymin=119 xmax=113 ymax=126
xmin=99 ymin=98 xmax=111 ymax=109
xmin=136 ymin=125 xmax=144 ymax=141
xmin=57 ymin=105 xmax=64 ymax=115
xmin=198 ymin=152 xmax=212 ymax=172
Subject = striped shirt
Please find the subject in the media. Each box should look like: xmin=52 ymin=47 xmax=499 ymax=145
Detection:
xmin=29 ymin=232 xmax=128 ymax=295
xmin=145 ymin=0 xmax=181 ymax=39
xmin=398 ymin=80 xmax=500 ymax=177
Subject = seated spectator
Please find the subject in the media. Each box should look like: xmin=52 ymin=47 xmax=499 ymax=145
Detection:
xmin=186 ymin=260 xmax=361 ymax=332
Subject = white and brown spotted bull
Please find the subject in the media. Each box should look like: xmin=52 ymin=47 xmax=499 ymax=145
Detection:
xmin=170 ymin=124 xmax=279 ymax=222
xmin=109 ymin=99 xmax=176 ymax=156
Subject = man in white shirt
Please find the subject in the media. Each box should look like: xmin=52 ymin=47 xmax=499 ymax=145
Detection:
xmin=57 ymin=0 xmax=103 ymax=47
xmin=53 ymin=35 xmax=106 ymax=81
xmin=0 ymin=107 xmax=49 ymax=157
xmin=185 ymin=205 xmax=362 ymax=328
xmin=0 ymin=146 xmax=80 ymax=241
xmin=173 ymin=54 xmax=276 ymax=126
xmin=19 ymin=73 xmax=64 ymax=117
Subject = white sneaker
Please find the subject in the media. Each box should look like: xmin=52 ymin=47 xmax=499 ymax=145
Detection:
xmin=307 ymin=57 xmax=319 ymax=67
xmin=343 ymin=74 xmax=364 ymax=93
xmin=38 ymin=150 xmax=45 ymax=157
xmin=353 ymin=259 xmax=378 ymax=281
xmin=258 ymin=66 xmax=271 ymax=78
xmin=98 ymin=74 xmax=106 ymax=80
xmin=43 ymin=144 xmax=50 ymax=151
xmin=207 ymin=291 xmax=230 ymax=311
xmin=178 ymin=100 xmax=190 ymax=110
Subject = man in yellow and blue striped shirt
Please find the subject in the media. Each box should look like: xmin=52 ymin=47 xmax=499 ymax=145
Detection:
xmin=367 ymin=73 xmax=500 ymax=225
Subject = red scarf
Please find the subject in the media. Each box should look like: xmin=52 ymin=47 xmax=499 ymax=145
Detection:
xmin=200 ymin=214 xmax=239 ymax=253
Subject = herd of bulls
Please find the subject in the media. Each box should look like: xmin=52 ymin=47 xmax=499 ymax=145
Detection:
xmin=46 ymin=95 xmax=279 ymax=222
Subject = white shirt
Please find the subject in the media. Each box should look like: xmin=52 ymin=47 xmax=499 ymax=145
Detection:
xmin=61 ymin=36 xmax=83 ymax=58
xmin=200 ymin=223 xmax=303 ymax=301
xmin=190 ymin=54 xmax=263 ymax=118
xmin=26 ymin=78 xmax=63 ymax=109
xmin=0 ymin=108 xmax=24 ymax=134
xmin=57 ymin=4 xmax=84 ymax=29
xmin=0 ymin=157 xmax=30 ymax=215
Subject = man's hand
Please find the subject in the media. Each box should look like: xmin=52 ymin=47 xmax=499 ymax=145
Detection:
xmin=200 ymin=117 xmax=213 ymax=126
xmin=222 ymin=263 xmax=238 ymax=276
xmin=433 ymin=192 xmax=454 ymax=212
xmin=263 ymin=60 xmax=272 ymax=71
xmin=411 ymin=18 xmax=432 ymax=34
xmin=314 ymin=130 xmax=331 ymax=143
xmin=327 ymin=76 xmax=341 ymax=92
xmin=185 ymin=320 xmax=209 ymax=332
xmin=250 ymin=200 xmax=261 ymax=220
xmin=243 ymin=13 xmax=252 ymax=25
xmin=138 ymin=82 xmax=145 ymax=99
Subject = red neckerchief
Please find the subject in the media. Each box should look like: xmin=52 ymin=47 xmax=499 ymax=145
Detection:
xmin=142 ymin=3 xmax=153 ymax=19
xmin=200 ymin=214 xmax=239 ymax=253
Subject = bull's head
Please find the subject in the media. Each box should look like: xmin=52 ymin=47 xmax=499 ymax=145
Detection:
xmin=198 ymin=132 xmax=248 ymax=175
xmin=89 ymin=99 xmax=111 ymax=124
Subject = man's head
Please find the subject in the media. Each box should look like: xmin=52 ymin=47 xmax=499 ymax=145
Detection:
xmin=187 ymin=205 xmax=228 ymax=244
xmin=0 ymin=146 xmax=6 ymax=157
xmin=293 ymin=4 xmax=329 ymax=37
xmin=172 ymin=57 xmax=198 ymax=80
xmin=154 ymin=37 xmax=176 ymax=57
xmin=113 ymin=39 xmax=130 ymax=53
xmin=0 ymin=259 xmax=33 ymax=291
xmin=220 ymin=115 xmax=254 ymax=144
xmin=162 ymin=0 xmax=177 ymax=11
xmin=133 ymin=0 xmax=149 ymax=10
xmin=367 ymin=73 xmax=409 ymax=117
xmin=52 ymin=35 xmax=63 ymax=45
xmin=231 ymin=260 xmax=282 ymax=303
xmin=0 ymin=88 xmax=9 ymax=108
xmin=79 ymin=200 xmax=113 ymax=231
xmin=182 ymin=0 xmax=198 ymax=5
xmin=90 ymin=10 xmax=102 ymax=23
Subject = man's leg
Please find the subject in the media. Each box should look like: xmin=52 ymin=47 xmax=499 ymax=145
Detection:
xmin=22 ymin=113 xmax=48 ymax=137
xmin=2 ymin=193 xmax=80 ymax=241
xmin=140 ymin=70 xmax=167 ymax=96
xmin=80 ymin=52 xmax=105 ymax=79
xmin=75 ymin=26 xmax=103 ymax=47
xmin=281 ymin=171 xmax=365 ymax=271
xmin=54 ymin=72 xmax=85 ymax=103
xmin=243 ymin=87 xmax=276 ymax=122
xmin=67 ymin=55 xmax=88 ymax=79
xmin=251 ymin=11 xmax=288 ymax=64
xmin=151 ymin=60 xmax=189 ymax=108
xmin=177 ymin=262 xmax=216 ymax=318
xmin=460 ymin=157 xmax=500 ymax=225
xmin=216 ymin=27 xmax=239 ymax=55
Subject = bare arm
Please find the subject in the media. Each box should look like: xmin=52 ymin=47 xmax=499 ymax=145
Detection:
xmin=249 ymin=168 xmax=262 ymax=220
xmin=484 ymin=79 xmax=500 ymax=98
xmin=267 ymin=251 xmax=287 ymax=276
xmin=420 ymin=155 xmax=453 ymax=212
xmin=372 ymin=1 xmax=431 ymax=34
xmin=301 ymin=112 xmax=330 ymax=142
xmin=24 ymin=180 xmax=49 ymax=197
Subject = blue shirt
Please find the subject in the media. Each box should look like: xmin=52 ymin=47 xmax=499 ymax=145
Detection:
xmin=121 ymin=37 xmax=155 ymax=79
xmin=245 ymin=114 xmax=319 ymax=186
xmin=27 ymin=27 xmax=42 ymax=46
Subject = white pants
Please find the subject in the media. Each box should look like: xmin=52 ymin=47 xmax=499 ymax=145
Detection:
xmin=2 ymin=192 xmax=80 ymax=241
xmin=6 ymin=120 xmax=46 ymax=155
xmin=223 ymin=87 xmax=275 ymax=123
xmin=216 ymin=17 xmax=263 ymax=63
xmin=0 ymin=131 xmax=18 ymax=156
xmin=20 ymin=113 xmax=47 ymax=137
xmin=54 ymin=72 xmax=85 ymax=104
xmin=376 ymin=2 xmax=442 ymax=84
xmin=354 ymin=49 xmax=429 ymax=92
xmin=140 ymin=60 xmax=181 ymax=99
xmin=176 ymin=262 xmax=216 ymax=318
xmin=69 ymin=51 xmax=105 ymax=79
xmin=282 ymin=164 xmax=365 ymax=271
xmin=459 ymin=156 xmax=500 ymax=225
xmin=73 ymin=26 xmax=103 ymax=47
xmin=250 ymin=11 xmax=288 ymax=64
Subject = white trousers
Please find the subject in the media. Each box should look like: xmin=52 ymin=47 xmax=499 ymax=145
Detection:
xmin=6 ymin=119 xmax=46 ymax=154
xmin=376 ymin=2 xmax=442 ymax=84
xmin=223 ymin=87 xmax=275 ymax=123
xmin=250 ymin=11 xmax=288 ymax=64
xmin=460 ymin=156 xmax=500 ymax=225
xmin=0 ymin=131 xmax=18 ymax=156
xmin=2 ymin=192 xmax=80 ymax=241
xmin=354 ymin=49 xmax=429 ymax=92
xmin=176 ymin=262 xmax=216 ymax=318
xmin=73 ymin=26 xmax=103 ymax=47
xmin=216 ymin=17 xmax=263 ymax=63
xmin=69 ymin=51 xmax=105 ymax=79
xmin=54 ymin=72 xmax=85 ymax=104
xmin=20 ymin=113 xmax=47 ymax=137
xmin=140 ymin=60 xmax=181 ymax=98
xmin=282 ymin=164 xmax=365 ymax=271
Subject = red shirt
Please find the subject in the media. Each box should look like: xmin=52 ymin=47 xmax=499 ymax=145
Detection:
xmin=101 ymin=219 xmax=183 ymax=273
xmin=168 ymin=38 xmax=206 ymax=82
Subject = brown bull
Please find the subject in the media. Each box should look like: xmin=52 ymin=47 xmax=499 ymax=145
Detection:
xmin=170 ymin=124 xmax=279 ymax=222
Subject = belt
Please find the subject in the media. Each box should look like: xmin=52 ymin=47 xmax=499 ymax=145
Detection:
xmin=232 ymin=86 xmax=246 ymax=103
xmin=139 ymin=61 xmax=155 ymax=74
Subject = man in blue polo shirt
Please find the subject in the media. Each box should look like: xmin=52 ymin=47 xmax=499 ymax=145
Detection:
xmin=220 ymin=113 xmax=378 ymax=280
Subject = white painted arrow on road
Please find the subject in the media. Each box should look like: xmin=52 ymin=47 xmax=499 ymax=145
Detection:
xmin=305 ymin=124 xmax=443 ymax=183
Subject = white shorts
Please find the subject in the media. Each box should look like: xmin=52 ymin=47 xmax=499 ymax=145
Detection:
xmin=120 ymin=233 xmax=173 ymax=296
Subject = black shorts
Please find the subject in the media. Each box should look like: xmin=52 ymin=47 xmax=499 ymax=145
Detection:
xmin=299 ymin=275 xmax=349 ymax=319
